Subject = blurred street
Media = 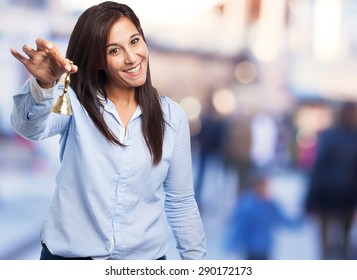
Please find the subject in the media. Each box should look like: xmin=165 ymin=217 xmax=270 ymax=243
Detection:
xmin=0 ymin=136 xmax=57 ymax=260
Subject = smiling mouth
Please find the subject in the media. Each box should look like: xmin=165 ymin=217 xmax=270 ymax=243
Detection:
xmin=125 ymin=64 xmax=140 ymax=73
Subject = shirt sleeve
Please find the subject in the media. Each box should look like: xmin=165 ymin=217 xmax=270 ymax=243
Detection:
xmin=163 ymin=101 xmax=206 ymax=260
xmin=11 ymin=76 xmax=70 ymax=141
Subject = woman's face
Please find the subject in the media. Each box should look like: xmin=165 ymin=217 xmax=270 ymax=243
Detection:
xmin=104 ymin=17 xmax=148 ymax=90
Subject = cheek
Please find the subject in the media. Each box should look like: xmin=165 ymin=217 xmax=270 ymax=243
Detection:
xmin=138 ymin=44 xmax=149 ymax=59
xmin=106 ymin=59 xmax=122 ymax=73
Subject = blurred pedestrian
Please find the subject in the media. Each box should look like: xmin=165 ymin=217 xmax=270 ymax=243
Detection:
xmin=10 ymin=1 xmax=205 ymax=260
xmin=224 ymin=169 xmax=301 ymax=260
xmin=305 ymin=101 xmax=357 ymax=259
xmin=195 ymin=96 xmax=228 ymax=206
xmin=223 ymin=114 xmax=253 ymax=193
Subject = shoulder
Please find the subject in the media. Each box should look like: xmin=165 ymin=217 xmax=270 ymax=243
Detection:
xmin=160 ymin=95 xmax=187 ymax=124
xmin=318 ymin=127 xmax=338 ymax=143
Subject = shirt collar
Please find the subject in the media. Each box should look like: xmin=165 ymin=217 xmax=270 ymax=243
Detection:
xmin=96 ymin=93 xmax=142 ymax=120
xmin=97 ymin=93 xmax=106 ymax=103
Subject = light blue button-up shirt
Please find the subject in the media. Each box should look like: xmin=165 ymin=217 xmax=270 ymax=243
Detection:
xmin=11 ymin=77 xmax=206 ymax=260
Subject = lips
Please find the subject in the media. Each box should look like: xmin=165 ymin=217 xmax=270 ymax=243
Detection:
xmin=125 ymin=64 xmax=140 ymax=74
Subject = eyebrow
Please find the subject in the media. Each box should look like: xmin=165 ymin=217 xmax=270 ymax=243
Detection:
xmin=106 ymin=33 xmax=141 ymax=48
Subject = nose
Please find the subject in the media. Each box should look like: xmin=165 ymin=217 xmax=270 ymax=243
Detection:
xmin=124 ymin=48 xmax=136 ymax=64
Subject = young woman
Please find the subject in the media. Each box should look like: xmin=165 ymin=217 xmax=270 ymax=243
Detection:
xmin=10 ymin=1 xmax=206 ymax=260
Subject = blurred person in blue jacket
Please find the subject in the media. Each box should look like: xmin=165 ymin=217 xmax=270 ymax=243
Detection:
xmin=9 ymin=1 xmax=205 ymax=260
xmin=225 ymin=169 xmax=302 ymax=260
xmin=305 ymin=101 xmax=357 ymax=259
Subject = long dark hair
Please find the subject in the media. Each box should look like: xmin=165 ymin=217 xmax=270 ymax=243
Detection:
xmin=66 ymin=1 xmax=164 ymax=165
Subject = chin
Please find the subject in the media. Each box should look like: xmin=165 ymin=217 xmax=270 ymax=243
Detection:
xmin=133 ymin=78 xmax=147 ymax=88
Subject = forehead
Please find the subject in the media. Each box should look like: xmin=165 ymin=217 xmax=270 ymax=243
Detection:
xmin=108 ymin=17 xmax=139 ymax=42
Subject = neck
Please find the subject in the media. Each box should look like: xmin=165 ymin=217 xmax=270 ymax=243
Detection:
xmin=105 ymin=85 xmax=136 ymax=108
xmin=105 ymin=85 xmax=138 ymax=128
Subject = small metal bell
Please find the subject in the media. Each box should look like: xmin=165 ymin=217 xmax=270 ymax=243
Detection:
xmin=51 ymin=62 xmax=73 ymax=115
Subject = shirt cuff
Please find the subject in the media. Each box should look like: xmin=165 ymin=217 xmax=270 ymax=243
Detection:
xmin=29 ymin=76 xmax=59 ymax=103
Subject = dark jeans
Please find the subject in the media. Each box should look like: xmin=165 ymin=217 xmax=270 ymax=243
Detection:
xmin=40 ymin=243 xmax=92 ymax=260
xmin=40 ymin=243 xmax=167 ymax=260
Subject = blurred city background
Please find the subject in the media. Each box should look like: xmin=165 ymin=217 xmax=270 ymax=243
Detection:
xmin=1 ymin=0 xmax=357 ymax=260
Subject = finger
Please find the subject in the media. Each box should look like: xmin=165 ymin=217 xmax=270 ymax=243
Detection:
xmin=22 ymin=44 xmax=36 ymax=59
xmin=10 ymin=48 xmax=29 ymax=65
xmin=35 ymin=37 xmax=53 ymax=51
xmin=36 ymin=38 xmax=76 ymax=72
xmin=35 ymin=37 xmax=63 ymax=64
xmin=36 ymin=38 xmax=71 ymax=72
xmin=59 ymin=57 xmax=72 ymax=72
xmin=66 ymin=59 xmax=78 ymax=73
xmin=70 ymin=64 xmax=78 ymax=73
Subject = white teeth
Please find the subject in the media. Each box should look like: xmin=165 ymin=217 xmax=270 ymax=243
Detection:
xmin=126 ymin=64 xmax=140 ymax=73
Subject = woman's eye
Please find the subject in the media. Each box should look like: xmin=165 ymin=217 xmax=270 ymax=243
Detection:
xmin=131 ymin=38 xmax=139 ymax=45
xmin=109 ymin=47 xmax=121 ymax=55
